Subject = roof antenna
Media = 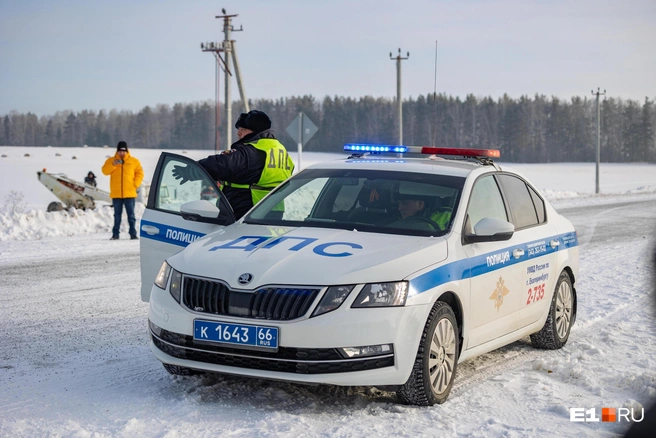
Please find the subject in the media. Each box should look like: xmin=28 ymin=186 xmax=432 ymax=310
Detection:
xmin=432 ymin=41 xmax=438 ymax=147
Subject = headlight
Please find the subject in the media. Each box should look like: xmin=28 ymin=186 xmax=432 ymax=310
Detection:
xmin=351 ymin=281 xmax=408 ymax=308
xmin=169 ymin=269 xmax=182 ymax=303
xmin=154 ymin=262 xmax=183 ymax=303
xmin=154 ymin=262 xmax=171 ymax=289
xmin=311 ymin=285 xmax=355 ymax=317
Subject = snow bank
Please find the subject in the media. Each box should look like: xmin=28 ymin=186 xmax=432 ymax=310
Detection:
xmin=0 ymin=203 xmax=145 ymax=241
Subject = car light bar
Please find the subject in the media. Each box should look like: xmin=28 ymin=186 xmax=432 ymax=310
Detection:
xmin=344 ymin=144 xmax=408 ymax=153
xmin=419 ymin=146 xmax=501 ymax=158
xmin=344 ymin=143 xmax=500 ymax=158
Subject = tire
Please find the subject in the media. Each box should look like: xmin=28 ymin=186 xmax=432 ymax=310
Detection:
xmin=397 ymin=301 xmax=459 ymax=406
xmin=162 ymin=363 xmax=199 ymax=376
xmin=530 ymin=271 xmax=575 ymax=349
xmin=47 ymin=201 xmax=64 ymax=212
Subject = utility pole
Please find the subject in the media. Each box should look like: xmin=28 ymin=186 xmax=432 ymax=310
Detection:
xmin=200 ymin=40 xmax=227 ymax=152
xmin=201 ymin=9 xmax=247 ymax=152
xmin=390 ymin=48 xmax=409 ymax=145
xmin=217 ymin=10 xmax=243 ymax=147
xmin=592 ymin=87 xmax=606 ymax=194
xmin=231 ymin=40 xmax=250 ymax=114
xmin=432 ymin=41 xmax=438 ymax=147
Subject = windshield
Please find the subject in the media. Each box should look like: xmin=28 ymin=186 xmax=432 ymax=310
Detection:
xmin=243 ymin=168 xmax=465 ymax=237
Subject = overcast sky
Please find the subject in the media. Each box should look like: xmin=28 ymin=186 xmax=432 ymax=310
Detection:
xmin=1 ymin=0 xmax=654 ymax=116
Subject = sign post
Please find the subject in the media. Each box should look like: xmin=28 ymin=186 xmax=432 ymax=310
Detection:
xmin=297 ymin=112 xmax=303 ymax=170
xmin=286 ymin=112 xmax=318 ymax=171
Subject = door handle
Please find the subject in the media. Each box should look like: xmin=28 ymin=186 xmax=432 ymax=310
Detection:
xmin=550 ymin=239 xmax=560 ymax=249
xmin=141 ymin=225 xmax=159 ymax=235
xmin=512 ymin=248 xmax=525 ymax=259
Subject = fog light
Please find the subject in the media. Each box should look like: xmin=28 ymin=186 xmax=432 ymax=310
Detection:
xmin=339 ymin=344 xmax=393 ymax=358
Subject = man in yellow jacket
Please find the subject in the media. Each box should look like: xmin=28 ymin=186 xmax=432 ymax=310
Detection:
xmin=102 ymin=141 xmax=144 ymax=240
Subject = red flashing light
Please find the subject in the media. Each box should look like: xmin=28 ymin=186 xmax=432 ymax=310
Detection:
xmin=419 ymin=147 xmax=501 ymax=158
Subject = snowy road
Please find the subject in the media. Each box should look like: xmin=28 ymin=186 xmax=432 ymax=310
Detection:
xmin=1 ymin=194 xmax=655 ymax=437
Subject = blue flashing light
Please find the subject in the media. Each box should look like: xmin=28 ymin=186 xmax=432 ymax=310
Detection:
xmin=346 ymin=159 xmax=407 ymax=164
xmin=344 ymin=143 xmax=408 ymax=154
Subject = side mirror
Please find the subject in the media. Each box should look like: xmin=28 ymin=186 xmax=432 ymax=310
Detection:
xmin=180 ymin=200 xmax=221 ymax=224
xmin=465 ymin=217 xmax=514 ymax=243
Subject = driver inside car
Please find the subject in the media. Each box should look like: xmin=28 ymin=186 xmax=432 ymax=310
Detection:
xmin=391 ymin=194 xmax=452 ymax=232
xmin=398 ymin=197 xmax=426 ymax=219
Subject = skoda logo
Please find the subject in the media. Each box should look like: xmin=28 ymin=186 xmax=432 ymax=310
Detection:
xmin=238 ymin=273 xmax=253 ymax=285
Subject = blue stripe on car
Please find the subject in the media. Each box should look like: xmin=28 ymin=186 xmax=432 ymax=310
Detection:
xmin=140 ymin=220 xmax=205 ymax=247
xmin=409 ymin=232 xmax=578 ymax=295
xmin=139 ymin=219 xmax=578 ymax=292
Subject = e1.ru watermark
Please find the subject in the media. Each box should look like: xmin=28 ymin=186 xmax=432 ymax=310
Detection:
xmin=570 ymin=407 xmax=644 ymax=423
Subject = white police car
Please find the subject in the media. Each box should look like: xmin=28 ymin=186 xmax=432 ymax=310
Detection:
xmin=140 ymin=144 xmax=578 ymax=405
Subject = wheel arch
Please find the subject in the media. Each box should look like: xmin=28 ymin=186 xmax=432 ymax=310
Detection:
xmin=562 ymin=266 xmax=578 ymax=325
xmin=435 ymin=291 xmax=464 ymax=356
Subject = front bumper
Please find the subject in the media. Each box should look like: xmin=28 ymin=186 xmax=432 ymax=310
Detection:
xmin=148 ymin=284 xmax=429 ymax=386
xmin=150 ymin=321 xmax=394 ymax=374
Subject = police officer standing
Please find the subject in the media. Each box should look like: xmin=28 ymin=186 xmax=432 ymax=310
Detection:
xmin=172 ymin=110 xmax=294 ymax=220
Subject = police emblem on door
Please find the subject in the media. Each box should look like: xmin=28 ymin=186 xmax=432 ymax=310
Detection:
xmin=238 ymin=273 xmax=253 ymax=285
xmin=489 ymin=276 xmax=510 ymax=311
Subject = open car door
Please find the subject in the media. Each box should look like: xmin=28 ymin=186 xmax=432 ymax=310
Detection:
xmin=139 ymin=152 xmax=235 ymax=302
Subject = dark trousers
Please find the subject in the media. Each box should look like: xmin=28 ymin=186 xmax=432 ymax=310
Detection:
xmin=112 ymin=198 xmax=137 ymax=238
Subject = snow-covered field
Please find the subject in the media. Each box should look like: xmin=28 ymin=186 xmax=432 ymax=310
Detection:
xmin=1 ymin=146 xmax=655 ymax=241
xmin=1 ymin=146 xmax=656 ymax=437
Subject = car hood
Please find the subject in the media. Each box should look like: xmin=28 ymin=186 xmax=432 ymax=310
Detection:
xmin=168 ymin=223 xmax=448 ymax=289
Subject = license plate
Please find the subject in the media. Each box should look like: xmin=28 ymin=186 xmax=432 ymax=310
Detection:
xmin=193 ymin=320 xmax=279 ymax=349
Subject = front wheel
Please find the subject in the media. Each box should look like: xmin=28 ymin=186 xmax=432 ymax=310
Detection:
xmin=530 ymin=271 xmax=575 ymax=349
xmin=397 ymin=301 xmax=459 ymax=406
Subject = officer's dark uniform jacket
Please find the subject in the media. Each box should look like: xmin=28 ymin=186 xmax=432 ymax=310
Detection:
xmin=198 ymin=129 xmax=294 ymax=220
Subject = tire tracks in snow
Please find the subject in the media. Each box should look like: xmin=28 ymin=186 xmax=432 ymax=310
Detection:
xmin=450 ymin=293 xmax=647 ymax=399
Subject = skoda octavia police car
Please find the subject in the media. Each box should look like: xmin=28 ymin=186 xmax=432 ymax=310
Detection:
xmin=139 ymin=144 xmax=579 ymax=405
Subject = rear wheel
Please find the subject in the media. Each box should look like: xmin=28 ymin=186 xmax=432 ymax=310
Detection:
xmin=47 ymin=201 xmax=64 ymax=212
xmin=162 ymin=363 xmax=200 ymax=376
xmin=397 ymin=301 xmax=459 ymax=405
xmin=530 ymin=271 xmax=574 ymax=349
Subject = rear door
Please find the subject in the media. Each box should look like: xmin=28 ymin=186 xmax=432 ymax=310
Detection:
xmin=496 ymin=173 xmax=559 ymax=329
xmin=139 ymin=152 xmax=235 ymax=302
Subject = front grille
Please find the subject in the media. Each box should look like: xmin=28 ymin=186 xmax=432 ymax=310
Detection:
xmin=182 ymin=276 xmax=320 ymax=321
xmin=150 ymin=322 xmax=395 ymax=375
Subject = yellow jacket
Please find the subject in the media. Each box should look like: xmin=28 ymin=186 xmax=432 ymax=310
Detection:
xmin=101 ymin=152 xmax=144 ymax=199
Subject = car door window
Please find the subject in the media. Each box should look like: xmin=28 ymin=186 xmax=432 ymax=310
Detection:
xmin=155 ymin=156 xmax=223 ymax=213
xmin=497 ymin=175 xmax=539 ymax=229
xmin=466 ymin=175 xmax=507 ymax=229
xmin=528 ymin=185 xmax=546 ymax=223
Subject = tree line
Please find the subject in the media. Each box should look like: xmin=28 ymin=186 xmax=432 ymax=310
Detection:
xmin=1 ymin=93 xmax=654 ymax=163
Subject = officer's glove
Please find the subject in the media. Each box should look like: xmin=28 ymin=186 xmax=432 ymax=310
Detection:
xmin=172 ymin=165 xmax=204 ymax=185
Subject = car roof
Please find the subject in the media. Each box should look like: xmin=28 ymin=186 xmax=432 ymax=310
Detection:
xmin=305 ymin=155 xmax=493 ymax=178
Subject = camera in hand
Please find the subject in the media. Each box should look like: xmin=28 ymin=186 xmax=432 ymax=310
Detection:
xmin=116 ymin=159 xmax=124 ymax=164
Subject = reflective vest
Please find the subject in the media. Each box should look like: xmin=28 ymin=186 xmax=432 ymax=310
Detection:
xmin=430 ymin=209 xmax=452 ymax=231
xmin=227 ymin=138 xmax=295 ymax=205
